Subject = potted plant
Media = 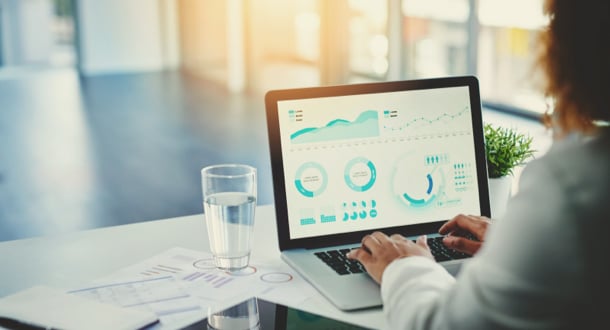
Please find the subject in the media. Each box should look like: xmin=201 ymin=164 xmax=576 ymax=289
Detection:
xmin=484 ymin=123 xmax=535 ymax=218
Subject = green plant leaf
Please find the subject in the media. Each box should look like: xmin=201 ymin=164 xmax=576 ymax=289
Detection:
xmin=484 ymin=123 xmax=535 ymax=178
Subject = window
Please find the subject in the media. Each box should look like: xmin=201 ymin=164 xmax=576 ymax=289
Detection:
xmin=182 ymin=0 xmax=550 ymax=116
xmin=378 ymin=0 xmax=548 ymax=116
xmin=477 ymin=0 xmax=547 ymax=114
xmin=401 ymin=0 xmax=470 ymax=78
xmin=348 ymin=0 xmax=389 ymax=78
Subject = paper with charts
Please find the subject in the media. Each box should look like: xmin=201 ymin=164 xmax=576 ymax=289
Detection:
xmin=69 ymin=247 xmax=316 ymax=330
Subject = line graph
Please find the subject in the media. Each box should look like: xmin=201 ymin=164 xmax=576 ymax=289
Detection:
xmin=383 ymin=106 xmax=470 ymax=133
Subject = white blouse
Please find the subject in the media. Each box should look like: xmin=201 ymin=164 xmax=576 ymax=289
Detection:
xmin=380 ymin=129 xmax=610 ymax=329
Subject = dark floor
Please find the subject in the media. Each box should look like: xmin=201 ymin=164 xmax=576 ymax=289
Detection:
xmin=0 ymin=69 xmax=274 ymax=241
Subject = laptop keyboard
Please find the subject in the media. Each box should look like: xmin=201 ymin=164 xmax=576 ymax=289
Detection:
xmin=315 ymin=249 xmax=365 ymax=275
xmin=427 ymin=236 xmax=471 ymax=261
xmin=314 ymin=236 xmax=471 ymax=275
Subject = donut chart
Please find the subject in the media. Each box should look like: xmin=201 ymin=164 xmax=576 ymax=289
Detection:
xmin=344 ymin=157 xmax=377 ymax=192
xmin=393 ymin=155 xmax=443 ymax=208
xmin=294 ymin=162 xmax=328 ymax=198
xmin=402 ymin=173 xmax=436 ymax=206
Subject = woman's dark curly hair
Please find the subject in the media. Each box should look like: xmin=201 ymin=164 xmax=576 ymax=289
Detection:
xmin=539 ymin=0 xmax=610 ymax=135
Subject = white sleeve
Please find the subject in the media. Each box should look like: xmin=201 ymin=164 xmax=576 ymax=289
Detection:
xmin=379 ymin=155 xmax=588 ymax=330
xmin=381 ymin=256 xmax=455 ymax=329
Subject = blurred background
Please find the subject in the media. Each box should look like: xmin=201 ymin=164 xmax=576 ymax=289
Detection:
xmin=0 ymin=0 xmax=551 ymax=241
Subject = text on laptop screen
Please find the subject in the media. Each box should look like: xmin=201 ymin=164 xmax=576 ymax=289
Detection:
xmin=277 ymin=86 xmax=482 ymax=240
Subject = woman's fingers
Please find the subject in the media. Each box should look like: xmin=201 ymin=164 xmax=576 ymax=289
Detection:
xmin=439 ymin=214 xmax=489 ymax=240
xmin=442 ymin=235 xmax=481 ymax=255
xmin=416 ymin=235 xmax=428 ymax=248
xmin=347 ymin=246 xmax=372 ymax=263
xmin=361 ymin=232 xmax=390 ymax=254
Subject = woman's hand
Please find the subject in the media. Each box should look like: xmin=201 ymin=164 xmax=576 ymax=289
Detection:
xmin=347 ymin=232 xmax=434 ymax=284
xmin=347 ymin=214 xmax=491 ymax=283
xmin=439 ymin=214 xmax=491 ymax=255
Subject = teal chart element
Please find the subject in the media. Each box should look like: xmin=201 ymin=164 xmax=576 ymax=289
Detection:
xmin=290 ymin=110 xmax=379 ymax=144
xmin=299 ymin=208 xmax=316 ymax=225
xmin=402 ymin=174 xmax=434 ymax=206
xmin=342 ymin=199 xmax=378 ymax=221
xmin=294 ymin=162 xmax=328 ymax=198
xmin=393 ymin=154 xmax=444 ymax=208
xmin=344 ymin=157 xmax=377 ymax=192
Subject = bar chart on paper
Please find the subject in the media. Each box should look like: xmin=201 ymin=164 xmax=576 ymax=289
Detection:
xmin=182 ymin=271 xmax=234 ymax=288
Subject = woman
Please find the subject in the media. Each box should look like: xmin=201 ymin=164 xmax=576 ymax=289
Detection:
xmin=347 ymin=0 xmax=610 ymax=328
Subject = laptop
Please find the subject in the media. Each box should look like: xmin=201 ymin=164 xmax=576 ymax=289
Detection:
xmin=264 ymin=76 xmax=491 ymax=311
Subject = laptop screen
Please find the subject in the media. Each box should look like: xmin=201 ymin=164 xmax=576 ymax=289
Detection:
xmin=266 ymin=77 xmax=490 ymax=246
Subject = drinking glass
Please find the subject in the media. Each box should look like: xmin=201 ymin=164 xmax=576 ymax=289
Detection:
xmin=207 ymin=297 xmax=260 ymax=330
xmin=201 ymin=164 xmax=257 ymax=271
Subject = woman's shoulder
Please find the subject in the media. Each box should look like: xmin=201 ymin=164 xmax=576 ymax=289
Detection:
xmin=540 ymin=129 xmax=609 ymax=173
xmin=526 ymin=128 xmax=610 ymax=207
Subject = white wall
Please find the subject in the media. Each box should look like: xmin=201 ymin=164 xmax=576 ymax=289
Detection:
xmin=0 ymin=0 xmax=6 ymax=65
xmin=160 ymin=0 xmax=180 ymax=69
xmin=0 ymin=0 xmax=54 ymax=66
xmin=77 ymin=0 xmax=176 ymax=75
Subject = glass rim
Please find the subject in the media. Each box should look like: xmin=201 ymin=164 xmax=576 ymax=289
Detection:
xmin=201 ymin=164 xmax=256 ymax=178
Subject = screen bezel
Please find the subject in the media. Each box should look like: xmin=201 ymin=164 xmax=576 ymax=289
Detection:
xmin=265 ymin=76 xmax=490 ymax=251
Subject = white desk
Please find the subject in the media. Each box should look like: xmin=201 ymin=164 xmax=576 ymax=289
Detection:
xmin=0 ymin=204 xmax=387 ymax=329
